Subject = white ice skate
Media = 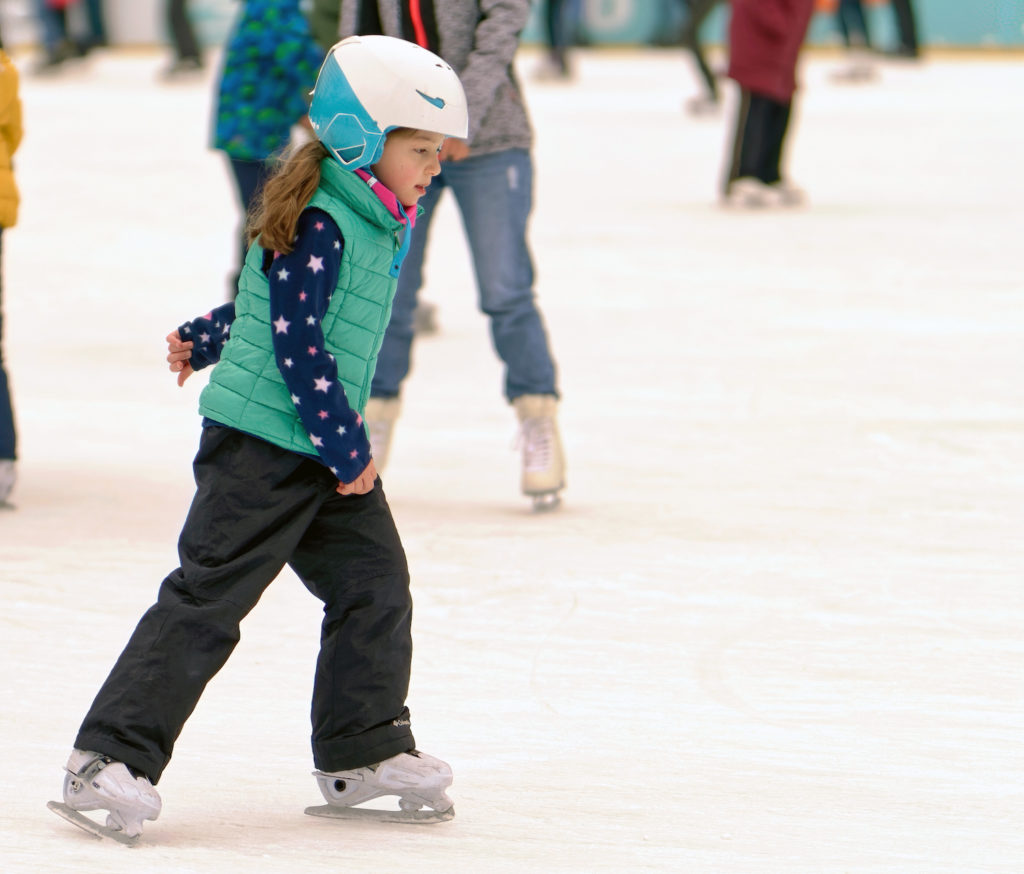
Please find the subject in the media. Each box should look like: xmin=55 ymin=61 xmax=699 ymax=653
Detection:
xmin=48 ymin=749 xmax=161 ymax=844
xmin=364 ymin=396 xmax=402 ymax=471
xmin=514 ymin=394 xmax=566 ymax=511
xmin=0 ymin=459 xmax=14 ymax=506
xmin=305 ymin=750 xmax=454 ymax=825
xmin=723 ymin=177 xmax=806 ymax=210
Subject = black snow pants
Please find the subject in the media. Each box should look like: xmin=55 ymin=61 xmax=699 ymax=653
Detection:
xmin=726 ymin=88 xmax=793 ymax=190
xmin=75 ymin=425 xmax=415 ymax=784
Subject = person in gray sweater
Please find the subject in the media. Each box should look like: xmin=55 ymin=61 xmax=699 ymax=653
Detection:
xmin=310 ymin=0 xmax=566 ymax=510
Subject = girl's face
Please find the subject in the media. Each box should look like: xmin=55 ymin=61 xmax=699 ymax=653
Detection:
xmin=371 ymin=129 xmax=446 ymax=206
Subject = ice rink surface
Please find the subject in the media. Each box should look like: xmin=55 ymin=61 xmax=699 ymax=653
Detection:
xmin=1 ymin=44 xmax=1022 ymax=872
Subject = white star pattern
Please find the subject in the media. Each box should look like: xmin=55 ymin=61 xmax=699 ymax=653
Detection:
xmin=182 ymin=207 xmax=381 ymax=484
xmin=258 ymin=208 xmax=369 ymax=482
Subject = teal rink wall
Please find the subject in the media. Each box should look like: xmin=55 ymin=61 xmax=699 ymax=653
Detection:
xmin=523 ymin=0 xmax=1024 ymax=48
xmin=3 ymin=1 xmax=1018 ymax=51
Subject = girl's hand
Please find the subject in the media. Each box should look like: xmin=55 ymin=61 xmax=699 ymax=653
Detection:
xmin=336 ymin=459 xmax=378 ymax=496
xmin=166 ymin=331 xmax=195 ymax=387
xmin=439 ymin=138 xmax=470 ymax=162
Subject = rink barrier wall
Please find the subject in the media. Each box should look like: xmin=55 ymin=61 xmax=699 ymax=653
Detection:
xmin=525 ymin=0 xmax=1024 ymax=49
xmin=0 ymin=0 xmax=1021 ymax=50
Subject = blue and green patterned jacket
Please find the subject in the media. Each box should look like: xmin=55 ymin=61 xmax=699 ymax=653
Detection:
xmin=213 ymin=0 xmax=325 ymax=161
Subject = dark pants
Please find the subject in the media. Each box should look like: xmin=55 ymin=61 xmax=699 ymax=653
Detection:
xmin=544 ymin=0 xmax=582 ymax=72
xmin=226 ymin=156 xmax=273 ymax=298
xmin=836 ymin=0 xmax=870 ymax=48
xmin=726 ymin=89 xmax=793 ymax=189
xmin=0 ymin=230 xmax=14 ymax=460
xmin=682 ymin=0 xmax=721 ymax=101
xmin=890 ymin=0 xmax=919 ymax=54
xmin=166 ymin=0 xmax=201 ymax=62
xmin=75 ymin=426 xmax=415 ymax=784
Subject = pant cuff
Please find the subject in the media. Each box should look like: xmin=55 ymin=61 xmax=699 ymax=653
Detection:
xmin=73 ymin=734 xmax=166 ymax=785
xmin=313 ymin=725 xmax=415 ymax=772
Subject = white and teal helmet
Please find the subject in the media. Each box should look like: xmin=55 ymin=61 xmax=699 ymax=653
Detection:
xmin=308 ymin=35 xmax=468 ymax=170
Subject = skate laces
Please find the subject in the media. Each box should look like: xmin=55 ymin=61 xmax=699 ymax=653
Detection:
xmin=518 ymin=416 xmax=555 ymax=473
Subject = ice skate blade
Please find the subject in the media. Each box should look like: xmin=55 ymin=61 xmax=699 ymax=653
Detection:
xmin=47 ymin=801 xmax=139 ymax=846
xmin=529 ymin=491 xmax=562 ymax=512
xmin=305 ymin=803 xmax=455 ymax=825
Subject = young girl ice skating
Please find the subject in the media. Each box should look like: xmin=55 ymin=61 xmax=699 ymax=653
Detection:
xmin=52 ymin=35 xmax=468 ymax=841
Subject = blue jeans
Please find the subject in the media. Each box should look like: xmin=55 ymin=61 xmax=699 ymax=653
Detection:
xmin=371 ymin=148 xmax=558 ymax=402
xmin=32 ymin=0 xmax=106 ymax=53
xmin=226 ymin=156 xmax=273 ymax=298
xmin=0 ymin=229 xmax=15 ymax=460
xmin=31 ymin=0 xmax=65 ymax=53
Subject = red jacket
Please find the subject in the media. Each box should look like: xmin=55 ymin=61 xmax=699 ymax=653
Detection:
xmin=727 ymin=0 xmax=815 ymax=102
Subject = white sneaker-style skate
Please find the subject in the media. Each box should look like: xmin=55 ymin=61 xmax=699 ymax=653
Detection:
xmin=0 ymin=459 xmax=14 ymax=506
xmin=723 ymin=177 xmax=806 ymax=210
xmin=48 ymin=749 xmax=161 ymax=844
xmin=364 ymin=396 xmax=402 ymax=471
xmin=412 ymin=300 xmax=440 ymax=336
xmin=513 ymin=394 xmax=566 ymax=510
xmin=684 ymin=94 xmax=720 ymax=117
xmin=305 ymin=750 xmax=454 ymax=824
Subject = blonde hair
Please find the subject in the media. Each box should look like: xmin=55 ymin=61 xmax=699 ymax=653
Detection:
xmin=246 ymin=128 xmax=423 ymax=254
xmin=246 ymin=140 xmax=329 ymax=255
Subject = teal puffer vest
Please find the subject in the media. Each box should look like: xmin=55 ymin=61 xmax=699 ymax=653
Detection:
xmin=197 ymin=160 xmax=407 ymax=457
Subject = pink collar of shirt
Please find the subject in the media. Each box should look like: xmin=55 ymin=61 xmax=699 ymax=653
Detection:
xmin=355 ymin=168 xmax=417 ymax=228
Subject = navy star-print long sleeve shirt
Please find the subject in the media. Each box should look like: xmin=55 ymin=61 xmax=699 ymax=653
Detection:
xmin=180 ymin=207 xmax=373 ymax=483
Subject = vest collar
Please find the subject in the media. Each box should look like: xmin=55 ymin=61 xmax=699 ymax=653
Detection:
xmin=318 ymin=158 xmax=408 ymax=231
xmin=354 ymin=168 xmax=419 ymax=229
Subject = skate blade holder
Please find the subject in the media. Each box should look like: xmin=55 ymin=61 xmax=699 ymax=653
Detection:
xmin=47 ymin=801 xmax=140 ymax=846
xmin=305 ymin=803 xmax=455 ymax=825
xmin=529 ymin=491 xmax=562 ymax=512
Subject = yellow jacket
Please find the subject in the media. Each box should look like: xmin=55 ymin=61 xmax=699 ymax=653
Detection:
xmin=0 ymin=50 xmax=22 ymax=228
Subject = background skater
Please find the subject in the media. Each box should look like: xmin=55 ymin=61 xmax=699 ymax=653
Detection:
xmin=310 ymin=0 xmax=567 ymax=510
